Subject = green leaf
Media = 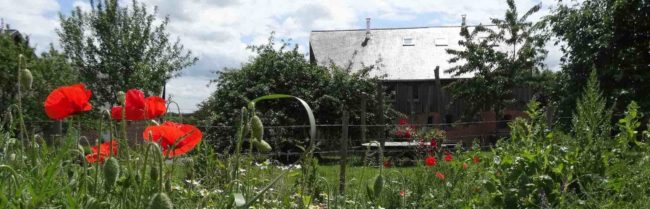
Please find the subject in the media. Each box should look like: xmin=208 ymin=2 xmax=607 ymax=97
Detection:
xmin=552 ymin=163 xmax=564 ymax=174
xmin=233 ymin=193 xmax=245 ymax=207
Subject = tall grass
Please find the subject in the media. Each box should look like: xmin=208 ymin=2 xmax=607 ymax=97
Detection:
xmin=2 ymin=68 xmax=650 ymax=208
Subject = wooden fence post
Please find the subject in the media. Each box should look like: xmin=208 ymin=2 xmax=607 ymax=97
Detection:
xmin=434 ymin=66 xmax=444 ymax=127
xmin=338 ymin=110 xmax=349 ymax=194
xmin=360 ymin=95 xmax=367 ymax=163
xmin=376 ymin=83 xmax=386 ymax=164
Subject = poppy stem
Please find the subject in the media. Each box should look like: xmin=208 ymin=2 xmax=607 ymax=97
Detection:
xmin=231 ymin=107 xmax=247 ymax=191
xmin=15 ymin=54 xmax=27 ymax=149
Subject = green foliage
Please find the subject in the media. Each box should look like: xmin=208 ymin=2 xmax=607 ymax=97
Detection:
xmin=148 ymin=193 xmax=173 ymax=209
xmin=547 ymin=0 xmax=650 ymax=119
xmin=446 ymin=0 xmax=553 ymax=118
xmin=487 ymin=70 xmax=650 ymax=208
xmin=0 ymin=33 xmax=77 ymax=127
xmin=57 ymin=0 xmax=197 ymax=106
xmin=197 ymin=36 xmax=395 ymax=150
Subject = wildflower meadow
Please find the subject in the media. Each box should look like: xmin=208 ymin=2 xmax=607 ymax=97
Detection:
xmin=2 ymin=55 xmax=650 ymax=208
xmin=1 ymin=0 xmax=650 ymax=208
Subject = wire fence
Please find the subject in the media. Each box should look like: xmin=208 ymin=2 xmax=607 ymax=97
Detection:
xmin=7 ymin=116 xmax=579 ymax=164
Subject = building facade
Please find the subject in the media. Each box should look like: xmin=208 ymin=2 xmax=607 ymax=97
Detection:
xmin=309 ymin=20 xmax=531 ymax=144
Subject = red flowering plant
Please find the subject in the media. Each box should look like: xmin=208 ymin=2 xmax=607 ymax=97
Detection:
xmin=413 ymin=127 xmax=447 ymax=162
xmin=111 ymin=89 xmax=166 ymax=121
xmin=392 ymin=118 xmax=417 ymax=140
xmin=85 ymin=140 xmax=118 ymax=163
xmin=44 ymin=83 xmax=93 ymax=120
xmin=143 ymin=121 xmax=203 ymax=157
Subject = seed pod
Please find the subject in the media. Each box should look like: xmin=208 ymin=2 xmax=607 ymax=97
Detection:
xmin=148 ymin=192 xmax=174 ymax=209
xmin=117 ymin=91 xmax=126 ymax=104
xmin=254 ymin=139 xmax=272 ymax=153
xmin=20 ymin=68 xmax=33 ymax=90
xmin=135 ymin=172 xmax=142 ymax=184
xmin=251 ymin=115 xmax=264 ymax=140
xmin=150 ymin=166 xmax=159 ymax=181
xmin=103 ymin=157 xmax=120 ymax=191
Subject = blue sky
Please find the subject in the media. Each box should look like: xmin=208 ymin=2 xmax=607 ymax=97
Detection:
xmin=1 ymin=0 xmax=564 ymax=112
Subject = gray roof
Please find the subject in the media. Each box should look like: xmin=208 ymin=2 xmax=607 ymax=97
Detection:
xmin=310 ymin=25 xmax=504 ymax=80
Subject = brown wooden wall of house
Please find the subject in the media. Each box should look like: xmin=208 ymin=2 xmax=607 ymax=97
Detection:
xmin=382 ymin=79 xmax=532 ymax=125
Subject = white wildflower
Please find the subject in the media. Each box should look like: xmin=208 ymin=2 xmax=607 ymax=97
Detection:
xmin=185 ymin=179 xmax=201 ymax=187
xmin=494 ymin=155 xmax=501 ymax=164
xmin=199 ymin=189 xmax=209 ymax=197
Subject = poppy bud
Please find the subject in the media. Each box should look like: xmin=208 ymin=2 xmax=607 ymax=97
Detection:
xmin=150 ymin=142 xmax=163 ymax=156
xmin=254 ymin=139 xmax=272 ymax=153
xmin=20 ymin=68 xmax=33 ymax=90
xmin=135 ymin=172 xmax=142 ymax=184
xmin=251 ymin=115 xmax=264 ymax=140
xmin=150 ymin=166 xmax=159 ymax=181
xmin=117 ymin=91 xmax=126 ymax=104
xmin=103 ymin=157 xmax=120 ymax=191
xmin=148 ymin=192 xmax=173 ymax=209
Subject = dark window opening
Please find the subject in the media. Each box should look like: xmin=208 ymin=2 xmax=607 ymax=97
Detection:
xmin=412 ymin=85 xmax=419 ymax=101
xmin=385 ymin=85 xmax=396 ymax=102
xmin=445 ymin=114 xmax=454 ymax=124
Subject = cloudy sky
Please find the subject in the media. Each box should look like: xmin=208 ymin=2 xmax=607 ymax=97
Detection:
xmin=0 ymin=0 xmax=566 ymax=112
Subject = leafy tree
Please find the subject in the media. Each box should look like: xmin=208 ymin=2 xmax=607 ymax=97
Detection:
xmin=196 ymin=37 xmax=397 ymax=151
xmin=57 ymin=0 xmax=197 ymax=106
xmin=546 ymin=0 xmax=650 ymax=119
xmin=0 ymin=32 xmax=34 ymax=116
xmin=445 ymin=0 xmax=550 ymax=119
xmin=0 ymin=32 xmax=77 ymax=129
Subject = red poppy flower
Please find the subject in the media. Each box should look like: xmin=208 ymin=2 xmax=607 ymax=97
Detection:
xmin=444 ymin=151 xmax=453 ymax=162
xmin=473 ymin=155 xmax=480 ymax=164
xmin=383 ymin=160 xmax=391 ymax=168
xmin=399 ymin=190 xmax=406 ymax=197
xmin=463 ymin=162 xmax=469 ymax=170
xmin=85 ymin=140 xmax=118 ymax=163
xmin=44 ymin=84 xmax=92 ymax=120
xmin=424 ymin=156 xmax=437 ymax=167
xmin=143 ymin=121 xmax=202 ymax=157
xmin=111 ymin=89 xmax=166 ymax=121
xmin=435 ymin=172 xmax=445 ymax=180
xmin=398 ymin=118 xmax=408 ymax=125
xmin=430 ymin=139 xmax=438 ymax=149
xmin=395 ymin=130 xmax=403 ymax=138
xmin=404 ymin=130 xmax=411 ymax=138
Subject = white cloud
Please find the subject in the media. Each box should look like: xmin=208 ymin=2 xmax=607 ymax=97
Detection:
xmin=165 ymin=76 xmax=215 ymax=113
xmin=0 ymin=0 xmax=60 ymax=51
xmin=2 ymin=0 xmax=564 ymax=112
